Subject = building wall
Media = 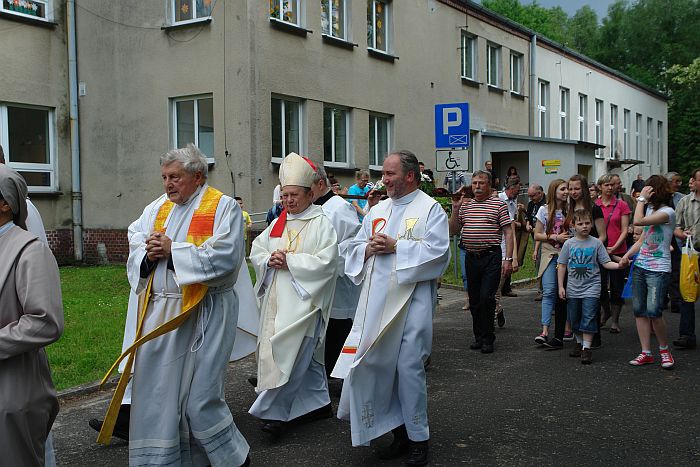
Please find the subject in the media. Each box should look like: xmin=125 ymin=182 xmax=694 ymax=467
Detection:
xmin=0 ymin=3 xmax=73 ymax=232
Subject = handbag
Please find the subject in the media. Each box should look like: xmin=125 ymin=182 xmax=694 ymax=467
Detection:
xmin=680 ymin=235 xmax=700 ymax=302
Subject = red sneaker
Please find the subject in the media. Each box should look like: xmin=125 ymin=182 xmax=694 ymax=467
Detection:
xmin=660 ymin=350 xmax=675 ymax=370
xmin=628 ymin=353 xmax=654 ymax=366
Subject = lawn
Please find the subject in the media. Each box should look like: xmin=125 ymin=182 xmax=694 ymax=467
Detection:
xmin=49 ymin=253 xmax=534 ymax=391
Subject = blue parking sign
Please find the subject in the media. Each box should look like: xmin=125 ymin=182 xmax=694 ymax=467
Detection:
xmin=435 ymin=103 xmax=470 ymax=149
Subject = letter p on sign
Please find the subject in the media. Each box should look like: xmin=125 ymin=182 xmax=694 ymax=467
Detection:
xmin=435 ymin=102 xmax=470 ymax=149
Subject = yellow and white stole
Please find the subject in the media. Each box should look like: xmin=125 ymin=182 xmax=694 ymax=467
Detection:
xmin=97 ymin=186 xmax=223 ymax=445
xmin=331 ymin=191 xmax=437 ymax=379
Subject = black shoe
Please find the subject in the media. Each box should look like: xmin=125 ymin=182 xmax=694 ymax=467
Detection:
xmin=293 ymin=403 xmax=333 ymax=425
xmin=406 ymin=440 xmax=430 ymax=466
xmin=481 ymin=343 xmax=494 ymax=354
xmin=261 ymin=420 xmax=288 ymax=438
xmin=423 ymin=356 xmax=432 ymax=369
xmin=378 ymin=426 xmax=410 ymax=460
xmin=469 ymin=340 xmax=483 ymax=350
xmin=88 ymin=404 xmax=130 ymax=442
xmin=543 ymin=338 xmax=563 ymax=350
xmin=247 ymin=377 xmax=258 ymax=387
xmin=240 ymin=455 xmax=251 ymax=467
xmin=580 ymin=348 xmax=593 ymax=364
xmin=502 ymin=290 xmax=518 ymax=297
xmin=673 ymin=336 xmax=697 ymax=349
xmin=569 ymin=343 xmax=582 ymax=358
xmin=497 ymin=310 xmax=506 ymax=328
xmin=590 ymin=335 xmax=602 ymax=350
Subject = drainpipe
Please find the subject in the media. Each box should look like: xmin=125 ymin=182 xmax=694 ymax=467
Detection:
xmin=529 ymin=34 xmax=537 ymax=137
xmin=67 ymin=0 xmax=83 ymax=261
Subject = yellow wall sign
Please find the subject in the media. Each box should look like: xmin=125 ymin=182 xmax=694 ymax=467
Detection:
xmin=541 ymin=159 xmax=561 ymax=167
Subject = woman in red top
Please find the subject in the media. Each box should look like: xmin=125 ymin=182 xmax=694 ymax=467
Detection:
xmin=595 ymin=174 xmax=631 ymax=332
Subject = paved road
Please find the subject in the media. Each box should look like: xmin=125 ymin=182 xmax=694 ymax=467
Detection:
xmin=52 ymin=286 xmax=700 ymax=466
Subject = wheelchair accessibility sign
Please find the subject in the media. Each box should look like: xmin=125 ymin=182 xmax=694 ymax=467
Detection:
xmin=435 ymin=102 xmax=470 ymax=149
xmin=435 ymin=149 xmax=469 ymax=172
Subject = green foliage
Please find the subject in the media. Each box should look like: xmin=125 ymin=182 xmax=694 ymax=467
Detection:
xmin=665 ymin=58 xmax=700 ymax=175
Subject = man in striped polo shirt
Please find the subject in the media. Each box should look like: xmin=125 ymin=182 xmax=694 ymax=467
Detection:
xmin=449 ymin=170 xmax=514 ymax=353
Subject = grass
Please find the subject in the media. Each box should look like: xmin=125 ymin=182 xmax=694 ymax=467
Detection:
xmin=441 ymin=239 xmax=537 ymax=287
xmin=48 ymin=251 xmax=532 ymax=392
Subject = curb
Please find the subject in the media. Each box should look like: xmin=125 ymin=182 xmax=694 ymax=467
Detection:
xmin=441 ymin=276 xmax=537 ymax=291
xmin=58 ymin=377 xmax=119 ymax=403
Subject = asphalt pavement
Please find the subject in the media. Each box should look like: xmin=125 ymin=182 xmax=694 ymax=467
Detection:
xmin=52 ymin=286 xmax=700 ymax=466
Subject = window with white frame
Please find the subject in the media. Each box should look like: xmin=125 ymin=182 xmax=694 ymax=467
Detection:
xmin=1 ymin=104 xmax=56 ymax=192
xmin=271 ymin=96 xmax=303 ymax=160
xmin=367 ymin=0 xmax=390 ymax=53
xmin=321 ymin=0 xmax=348 ymax=39
xmin=270 ymin=0 xmax=301 ymax=26
xmin=460 ymin=31 xmax=476 ymax=80
xmin=510 ymin=52 xmax=523 ymax=94
xmin=635 ymin=113 xmax=641 ymax=160
xmin=646 ymin=117 xmax=653 ymax=163
xmin=609 ymin=104 xmax=618 ymax=159
xmin=578 ymin=93 xmax=587 ymax=141
xmin=172 ymin=95 xmax=214 ymax=161
xmin=324 ymin=105 xmax=350 ymax=165
xmin=1 ymin=0 xmax=51 ymax=21
xmin=486 ymin=43 xmax=501 ymax=87
xmin=172 ymin=0 xmax=213 ymax=23
xmin=559 ymin=87 xmax=570 ymax=139
xmin=594 ymin=99 xmax=603 ymax=157
xmin=623 ymin=109 xmax=630 ymax=159
xmin=657 ymin=121 xmax=663 ymax=166
xmin=537 ymin=80 xmax=549 ymax=137
xmin=369 ymin=114 xmax=391 ymax=168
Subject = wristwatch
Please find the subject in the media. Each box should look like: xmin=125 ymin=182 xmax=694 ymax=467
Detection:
xmin=503 ymin=257 xmax=513 ymax=261
xmin=637 ymin=196 xmax=647 ymax=203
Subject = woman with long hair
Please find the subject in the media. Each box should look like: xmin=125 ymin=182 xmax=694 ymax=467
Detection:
xmin=504 ymin=166 xmax=518 ymax=188
xmin=533 ymin=179 xmax=569 ymax=348
xmin=589 ymin=183 xmax=600 ymax=200
xmin=595 ymin=174 xmax=631 ymax=333
xmin=621 ymin=175 xmax=676 ymax=369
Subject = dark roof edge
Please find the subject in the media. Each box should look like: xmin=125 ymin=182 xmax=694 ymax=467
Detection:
xmin=440 ymin=0 xmax=667 ymax=101
xmin=482 ymin=130 xmax=605 ymax=149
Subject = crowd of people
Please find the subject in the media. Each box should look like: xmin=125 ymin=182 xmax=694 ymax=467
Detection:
xmin=2 ymin=139 xmax=698 ymax=466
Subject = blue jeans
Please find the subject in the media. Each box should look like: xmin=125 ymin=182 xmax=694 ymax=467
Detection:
xmin=540 ymin=258 xmax=558 ymax=326
xmin=459 ymin=247 xmax=468 ymax=290
xmin=567 ymin=297 xmax=600 ymax=334
xmin=632 ymin=267 xmax=670 ymax=318
xmin=679 ymin=300 xmax=697 ymax=343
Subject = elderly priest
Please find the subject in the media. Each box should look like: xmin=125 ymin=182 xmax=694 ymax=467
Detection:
xmin=0 ymin=164 xmax=64 ymax=467
xmin=96 ymin=145 xmax=250 ymax=466
xmin=249 ymin=152 xmax=339 ymax=439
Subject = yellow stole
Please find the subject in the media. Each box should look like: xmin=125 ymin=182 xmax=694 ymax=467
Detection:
xmin=97 ymin=186 xmax=224 ymax=445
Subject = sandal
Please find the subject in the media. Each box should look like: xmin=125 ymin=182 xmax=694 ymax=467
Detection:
xmin=609 ymin=327 xmax=621 ymax=334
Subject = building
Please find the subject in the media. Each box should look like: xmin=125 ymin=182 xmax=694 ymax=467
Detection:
xmin=0 ymin=0 xmax=668 ymax=263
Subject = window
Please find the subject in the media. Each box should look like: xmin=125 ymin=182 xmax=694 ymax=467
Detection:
xmin=172 ymin=0 xmax=213 ymax=23
xmin=486 ymin=43 xmax=501 ymax=87
xmin=271 ymin=96 xmax=303 ymax=160
xmin=460 ymin=31 xmax=476 ymax=80
xmin=635 ymin=113 xmax=641 ymax=160
xmin=537 ymin=80 xmax=549 ymax=137
xmin=578 ymin=94 xmax=587 ymax=141
xmin=270 ymin=0 xmax=301 ymax=26
xmin=1 ymin=104 xmax=56 ymax=192
xmin=172 ymin=95 xmax=214 ymax=161
xmin=646 ymin=117 xmax=653 ymax=163
xmin=559 ymin=87 xmax=570 ymax=139
xmin=510 ymin=52 xmax=523 ymax=94
xmin=1 ymin=0 xmax=51 ymax=21
xmin=657 ymin=121 xmax=663 ymax=166
xmin=594 ymin=99 xmax=603 ymax=157
xmin=623 ymin=109 xmax=630 ymax=159
xmin=369 ymin=114 xmax=391 ymax=168
xmin=324 ymin=105 xmax=350 ymax=165
xmin=321 ymin=0 xmax=347 ymax=39
xmin=609 ymin=104 xmax=618 ymax=159
xmin=367 ymin=0 xmax=390 ymax=52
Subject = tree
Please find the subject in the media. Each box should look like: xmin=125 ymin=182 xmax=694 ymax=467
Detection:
xmin=665 ymin=58 xmax=700 ymax=174
xmin=566 ymin=5 xmax=599 ymax=57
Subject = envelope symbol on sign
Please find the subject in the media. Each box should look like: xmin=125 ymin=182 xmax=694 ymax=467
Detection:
xmin=448 ymin=135 xmax=468 ymax=145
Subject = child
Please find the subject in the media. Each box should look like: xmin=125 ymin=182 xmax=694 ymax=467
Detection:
xmin=621 ymin=177 xmax=677 ymax=369
xmin=557 ymin=209 xmax=626 ymax=364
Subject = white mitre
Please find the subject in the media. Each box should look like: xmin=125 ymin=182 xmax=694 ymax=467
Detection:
xmin=279 ymin=152 xmax=315 ymax=188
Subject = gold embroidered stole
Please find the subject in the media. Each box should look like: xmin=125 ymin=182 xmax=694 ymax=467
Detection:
xmin=97 ymin=186 xmax=223 ymax=445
